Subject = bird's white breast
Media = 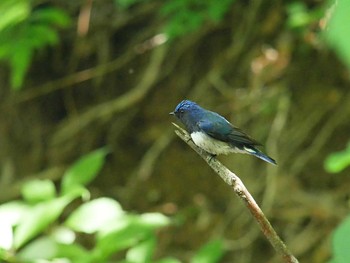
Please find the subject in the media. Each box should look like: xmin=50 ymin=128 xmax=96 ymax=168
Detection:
xmin=190 ymin=131 xmax=245 ymax=155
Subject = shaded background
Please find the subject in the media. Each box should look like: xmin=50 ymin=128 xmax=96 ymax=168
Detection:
xmin=1 ymin=0 xmax=350 ymax=262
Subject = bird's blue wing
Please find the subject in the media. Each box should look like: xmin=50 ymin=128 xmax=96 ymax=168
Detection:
xmin=197 ymin=112 xmax=260 ymax=146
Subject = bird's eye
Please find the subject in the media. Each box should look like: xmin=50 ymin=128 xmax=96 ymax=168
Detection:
xmin=180 ymin=110 xmax=184 ymax=113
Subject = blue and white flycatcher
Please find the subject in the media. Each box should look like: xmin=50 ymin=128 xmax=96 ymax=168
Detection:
xmin=170 ymin=100 xmax=276 ymax=165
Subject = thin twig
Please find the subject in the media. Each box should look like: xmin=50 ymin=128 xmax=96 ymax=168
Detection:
xmin=51 ymin=44 xmax=168 ymax=144
xmin=172 ymin=122 xmax=299 ymax=263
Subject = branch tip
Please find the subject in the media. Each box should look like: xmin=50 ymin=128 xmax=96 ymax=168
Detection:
xmin=172 ymin=124 xmax=299 ymax=263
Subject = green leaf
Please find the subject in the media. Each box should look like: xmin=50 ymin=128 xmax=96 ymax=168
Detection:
xmin=65 ymin=198 xmax=124 ymax=233
xmin=27 ymin=24 xmax=59 ymax=47
xmin=126 ymin=236 xmax=156 ymax=263
xmin=191 ymin=239 xmax=225 ymax=263
xmin=94 ymin=216 xmax=152 ymax=260
xmin=138 ymin=212 xmax=171 ymax=228
xmin=0 ymin=0 xmax=30 ymax=31
xmin=0 ymin=221 xmax=13 ymax=250
xmin=30 ymin=8 xmax=71 ymax=27
xmin=0 ymin=201 xmax=29 ymax=250
xmin=61 ymin=148 xmax=109 ymax=195
xmin=9 ymin=45 xmax=32 ymax=90
xmin=51 ymin=226 xmax=76 ymax=244
xmin=207 ymin=0 xmax=235 ymax=22
xmin=0 ymin=201 xmax=29 ymax=227
xmin=21 ymin=179 xmax=56 ymax=204
xmin=286 ymin=2 xmax=311 ymax=28
xmin=56 ymin=243 xmax=91 ymax=263
xmin=325 ymin=142 xmax=350 ymax=173
xmin=161 ymin=0 xmax=235 ymax=38
xmin=0 ymin=4 xmax=71 ymax=90
xmin=13 ymin=196 xmax=74 ymax=249
xmin=17 ymin=236 xmax=58 ymax=261
xmin=0 ymin=40 xmax=12 ymax=59
xmin=325 ymin=0 xmax=350 ymax=69
xmin=0 ymin=248 xmax=12 ymax=262
xmin=332 ymin=215 xmax=350 ymax=263
xmin=94 ymin=213 xmax=170 ymax=261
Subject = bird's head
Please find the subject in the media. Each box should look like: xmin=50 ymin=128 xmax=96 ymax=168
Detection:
xmin=169 ymin=100 xmax=199 ymax=121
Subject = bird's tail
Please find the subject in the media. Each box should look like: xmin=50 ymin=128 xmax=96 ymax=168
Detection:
xmin=244 ymin=147 xmax=277 ymax=165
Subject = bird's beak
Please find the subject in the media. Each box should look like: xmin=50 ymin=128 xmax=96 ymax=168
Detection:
xmin=169 ymin=112 xmax=175 ymax=115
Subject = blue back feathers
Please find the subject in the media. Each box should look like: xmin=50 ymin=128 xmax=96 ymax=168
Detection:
xmin=173 ymin=100 xmax=258 ymax=147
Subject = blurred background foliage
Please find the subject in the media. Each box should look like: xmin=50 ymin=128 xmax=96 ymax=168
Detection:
xmin=0 ymin=0 xmax=350 ymax=262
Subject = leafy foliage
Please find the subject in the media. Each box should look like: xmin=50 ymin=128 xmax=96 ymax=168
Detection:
xmin=324 ymin=0 xmax=350 ymax=69
xmin=61 ymin=147 xmax=110 ymax=195
xmin=160 ymin=0 xmax=236 ymax=38
xmin=0 ymin=0 xmax=29 ymax=31
xmin=21 ymin=179 xmax=56 ymax=204
xmin=65 ymin=197 xmax=124 ymax=234
xmin=0 ymin=0 xmax=71 ymax=90
xmin=286 ymin=1 xmax=324 ymax=29
xmin=191 ymin=239 xmax=224 ymax=263
xmin=0 ymin=148 xmax=225 ymax=262
xmin=329 ymin=216 xmax=350 ymax=263
xmin=324 ymin=141 xmax=350 ymax=173
xmin=286 ymin=0 xmax=350 ymax=70
xmin=13 ymin=195 xmax=74 ymax=249
xmin=325 ymin=141 xmax=350 ymax=263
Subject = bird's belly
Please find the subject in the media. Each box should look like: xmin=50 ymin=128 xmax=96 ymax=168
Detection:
xmin=191 ymin=131 xmax=242 ymax=155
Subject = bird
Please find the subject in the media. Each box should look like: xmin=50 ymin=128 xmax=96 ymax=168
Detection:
xmin=170 ymin=100 xmax=276 ymax=165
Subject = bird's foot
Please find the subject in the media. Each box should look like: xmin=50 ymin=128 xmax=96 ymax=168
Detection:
xmin=208 ymin=154 xmax=216 ymax=162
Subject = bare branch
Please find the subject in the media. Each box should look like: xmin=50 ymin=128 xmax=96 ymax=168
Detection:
xmin=172 ymin=122 xmax=299 ymax=263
